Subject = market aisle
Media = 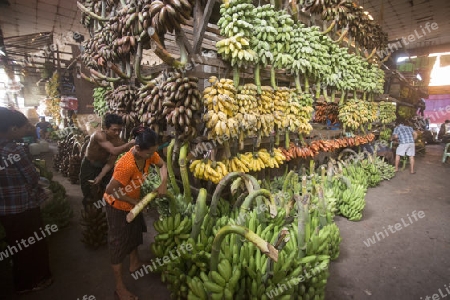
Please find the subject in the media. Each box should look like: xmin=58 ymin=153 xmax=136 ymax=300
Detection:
xmin=326 ymin=144 xmax=450 ymax=300
xmin=12 ymin=144 xmax=450 ymax=300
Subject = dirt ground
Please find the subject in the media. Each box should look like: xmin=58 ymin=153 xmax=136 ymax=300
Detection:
xmin=2 ymin=143 xmax=450 ymax=300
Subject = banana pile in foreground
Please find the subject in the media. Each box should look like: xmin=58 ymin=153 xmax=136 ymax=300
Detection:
xmin=149 ymin=171 xmax=342 ymax=300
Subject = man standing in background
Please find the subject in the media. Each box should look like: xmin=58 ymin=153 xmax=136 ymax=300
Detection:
xmin=392 ymin=121 xmax=417 ymax=174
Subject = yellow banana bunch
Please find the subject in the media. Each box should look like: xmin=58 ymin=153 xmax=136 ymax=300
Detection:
xmin=339 ymin=98 xmax=370 ymax=132
xmin=273 ymin=88 xmax=290 ymax=128
xmin=216 ymin=34 xmax=257 ymax=67
xmin=189 ymin=159 xmax=228 ymax=184
xmin=227 ymin=155 xmax=250 ymax=173
xmin=378 ymin=101 xmax=396 ymax=124
xmin=259 ymin=114 xmax=275 ymax=137
xmin=239 ymin=152 xmax=266 ymax=172
xmin=203 ymin=77 xmax=238 ymax=117
xmin=237 ymin=84 xmax=258 ymax=114
xmin=258 ymin=86 xmax=275 ymax=114
xmin=257 ymin=149 xmax=283 ymax=169
xmin=367 ymin=101 xmax=379 ymax=123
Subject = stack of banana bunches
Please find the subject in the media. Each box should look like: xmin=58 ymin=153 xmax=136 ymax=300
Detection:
xmin=150 ymin=148 xmax=396 ymax=299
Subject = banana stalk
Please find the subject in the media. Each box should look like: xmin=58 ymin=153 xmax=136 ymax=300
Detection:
xmin=175 ymin=30 xmax=188 ymax=65
xmin=167 ymin=139 xmax=180 ymax=195
xmin=282 ymin=170 xmax=296 ymax=196
xmin=232 ymin=65 xmax=240 ymax=88
xmin=210 ymin=225 xmax=278 ymax=271
xmin=295 ymin=194 xmax=306 ymax=258
xmin=333 ymin=27 xmax=349 ymax=44
xmin=295 ymin=73 xmax=302 ymax=93
xmin=179 ymin=142 xmax=192 ymax=204
xmin=190 ymin=188 xmax=207 ymax=240
xmin=321 ymin=20 xmax=336 ymax=35
xmin=76 ymin=1 xmax=109 ymax=21
xmin=315 ymin=185 xmax=328 ymax=227
xmin=126 ymin=191 xmax=158 ymax=223
xmin=135 ymin=41 xmax=153 ymax=84
xmin=331 ymin=88 xmax=336 ymax=103
xmin=339 ymin=90 xmax=346 ymax=105
xmin=210 ymin=172 xmax=246 ymax=217
xmin=109 ymin=62 xmax=130 ymax=79
xmin=285 ymin=130 xmax=290 ymax=150
xmin=270 ymin=66 xmax=277 ymax=90
xmin=240 ymin=189 xmax=275 ymax=215
xmin=255 ymin=64 xmax=261 ymax=94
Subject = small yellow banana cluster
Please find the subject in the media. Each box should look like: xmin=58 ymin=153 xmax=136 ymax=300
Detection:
xmin=216 ymin=34 xmax=257 ymax=67
xmin=227 ymin=148 xmax=286 ymax=173
xmin=290 ymin=90 xmax=315 ymax=120
xmin=203 ymin=111 xmax=239 ymax=140
xmin=258 ymin=114 xmax=275 ymax=137
xmin=286 ymin=101 xmax=313 ymax=135
xmin=273 ymin=88 xmax=290 ymax=128
xmin=203 ymin=77 xmax=237 ymax=117
xmin=236 ymin=84 xmax=258 ymax=113
xmin=189 ymin=159 xmax=228 ymax=184
xmin=367 ymin=101 xmax=379 ymax=123
xmin=339 ymin=98 xmax=370 ymax=131
xmin=258 ymin=86 xmax=275 ymax=114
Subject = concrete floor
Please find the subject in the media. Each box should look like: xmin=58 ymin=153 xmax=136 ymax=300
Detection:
xmin=4 ymin=144 xmax=450 ymax=300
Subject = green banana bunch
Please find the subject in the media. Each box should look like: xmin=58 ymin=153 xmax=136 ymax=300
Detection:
xmin=339 ymin=98 xmax=370 ymax=132
xmin=379 ymin=101 xmax=397 ymax=125
xmin=92 ymin=86 xmax=111 ymax=117
xmin=338 ymin=183 xmax=366 ymax=221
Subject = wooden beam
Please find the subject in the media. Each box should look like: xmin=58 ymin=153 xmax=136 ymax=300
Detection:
xmin=192 ymin=0 xmax=216 ymax=54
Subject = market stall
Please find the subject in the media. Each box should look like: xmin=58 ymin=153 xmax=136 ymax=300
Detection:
xmin=49 ymin=0 xmax=402 ymax=298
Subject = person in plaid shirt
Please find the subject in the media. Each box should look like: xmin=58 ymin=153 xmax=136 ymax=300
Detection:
xmin=392 ymin=121 xmax=418 ymax=174
xmin=0 ymin=107 xmax=53 ymax=295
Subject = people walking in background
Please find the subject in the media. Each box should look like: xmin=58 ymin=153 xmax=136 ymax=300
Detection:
xmin=103 ymin=126 xmax=167 ymax=300
xmin=392 ymin=121 xmax=417 ymax=174
xmin=0 ymin=107 xmax=53 ymax=295
xmin=35 ymin=116 xmax=51 ymax=140
xmin=79 ymin=113 xmax=135 ymax=203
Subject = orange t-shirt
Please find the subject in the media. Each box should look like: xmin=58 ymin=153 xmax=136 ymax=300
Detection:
xmin=103 ymin=148 xmax=161 ymax=211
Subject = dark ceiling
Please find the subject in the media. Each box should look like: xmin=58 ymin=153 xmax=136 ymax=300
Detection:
xmin=0 ymin=0 xmax=450 ymax=67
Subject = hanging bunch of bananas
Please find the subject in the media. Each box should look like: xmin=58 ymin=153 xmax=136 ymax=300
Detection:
xmin=366 ymin=101 xmax=379 ymax=124
xmin=145 ymin=0 xmax=194 ymax=35
xmin=105 ymin=85 xmax=139 ymax=127
xmin=314 ymin=102 xmax=339 ymax=124
xmin=189 ymin=159 xmax=229 ymax=184
xmin=291 ymin=89 xmax=315 ymax=121
xmin=161 ymin=74 xmax=201 ymax=141
xmin=286 ymin=95 xmax=313 ymax=135
xmin=272 ymin=11 xmax=295 ymax=70
xmin=258 ymin=86 xmax=275 ymax=114
xmin=81 ymin=26 xmax=118 ymax=69
xmin=79 ymin=0 xmax=105 ymax=28
xmin=273 ymin=88 xmax=290 ymax=128
xmin=257 ymin=148 xmax=286 ymax=169
xmin=137 ymin=73 xmax=201 ymax=140
xmin=379 ymin=101 xmax=397 ymax=125
xmin=227 ymin=155 xmax=251 ymax=173
xmin=218 ymin=0 xmax=255 ymax=38
xmin=202 ymin=77 xmax=239 ymax=141
xmin=379 ymin=127 xmax=392 ymax=142
xmin=251 ymin=4 xmax=277 ymax=67
xmin=339 ymin=98 xmax=369 ymax=132
xmin=135 ymin=80 xmax=160 ymax=127
xmin=216 ymin=34 xmax=257 ymax=67
xmin=203 ymin=79 xmax=238 ymax=117
xmin=93 ymin=86 xmax=111 ymax=117
xmin=236 ymin=84 xmax=258 ymax=114
xmin=216 ymin=0 xmax=256 ymax=67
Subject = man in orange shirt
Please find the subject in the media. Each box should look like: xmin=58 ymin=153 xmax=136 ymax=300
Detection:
xmin=103 ymin=127 xmax=167 ymax=300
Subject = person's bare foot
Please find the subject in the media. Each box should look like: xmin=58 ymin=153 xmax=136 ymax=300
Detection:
xmin=114 ymin=287 xmax=138 ymax=300
xmin=129 ymin=260 xmax=146 ymax=273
